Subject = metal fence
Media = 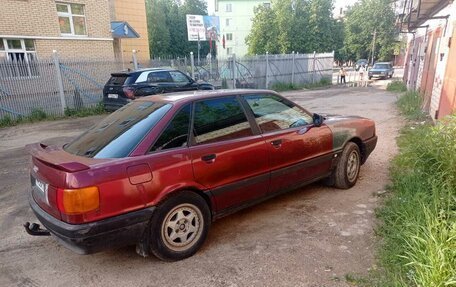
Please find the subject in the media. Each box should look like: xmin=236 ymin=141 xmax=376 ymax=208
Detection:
xmin=0 ymin=51 xmax=333 ymax=119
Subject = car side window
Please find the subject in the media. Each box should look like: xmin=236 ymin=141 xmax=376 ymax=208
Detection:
xmin=148 ymin=71 xmax=173 ymax=83
xmin=135 ymin=71 xmax=151 ymax=83
xmin=150 ymin=104 xmax=191 ymax=152
xmin=242 ymin=94 xmax=313 ymax=133
xmin=193 ymin=97 xmax=253 ymax=145
xmin=170 ymin=71 xmax=190 ymax=84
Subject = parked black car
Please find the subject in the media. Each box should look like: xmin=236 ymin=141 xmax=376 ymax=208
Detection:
xmin=368 ymin=62 xmax=394 ymax=80
xmin=103 ymin=68 xmax=214 ymax=111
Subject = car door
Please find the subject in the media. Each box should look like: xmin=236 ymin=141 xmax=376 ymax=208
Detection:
xmin=169 ymin=70 xmax=198 ymax=92
xmin=241 ymin=93 xmax=333 ymax=194
xmin=189 ymin=96 xmax=270 ymax=212
xmin=140 ymin=71 xmax=176 ymax=94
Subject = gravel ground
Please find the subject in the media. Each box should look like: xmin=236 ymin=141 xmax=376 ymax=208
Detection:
xmin=0 ymin=82 xmax=402 ymax=287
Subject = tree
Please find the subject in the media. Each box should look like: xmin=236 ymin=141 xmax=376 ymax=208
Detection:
xmin=246 ymin=0 xmax=338 ymax=55
xmin=146 ymin=0 xmax=210 ymax=57
xmin=245 ymin=5 xmax=280 ymax=54
xmin=343 ymin=0 xmax=397 ymax=62
xmin=307 ymin=0 xmax=335 ymax=52
xmin=147 ymin=0 xmax=170 ymax=57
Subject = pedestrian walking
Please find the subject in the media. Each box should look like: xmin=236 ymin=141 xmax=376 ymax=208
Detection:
xmin=359 ymin=65 xmax=366 ymax=81
xmin=339 ymin=67 xmax=346 ymax=84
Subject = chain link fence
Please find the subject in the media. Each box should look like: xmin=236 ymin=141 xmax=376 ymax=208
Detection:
xmin=0 ymin=51 xmax=333 ymax=119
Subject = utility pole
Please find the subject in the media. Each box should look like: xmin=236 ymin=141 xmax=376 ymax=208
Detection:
xmin=371 ymin=29 xmax=377 ymax=66
xmin=197 ymin=32 xmax=201 ymax=66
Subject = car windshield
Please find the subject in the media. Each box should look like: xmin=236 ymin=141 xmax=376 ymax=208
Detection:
xmin=373 ymin=64 xmax=390 ymax=69
xmin=64 ymin=101 xmax=172 ymax=158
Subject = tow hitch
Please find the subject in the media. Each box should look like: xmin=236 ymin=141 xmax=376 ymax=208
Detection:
xmin=24 ymin=222 xmax=51 ymax=236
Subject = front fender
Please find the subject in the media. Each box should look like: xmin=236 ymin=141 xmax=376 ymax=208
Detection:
xmin=323 ymin=115 xmax=376 ymax=151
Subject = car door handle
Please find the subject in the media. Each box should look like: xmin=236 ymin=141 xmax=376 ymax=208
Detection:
xmin=271 ymin=139 xmax=282 ymax=147
xmin=201 ymin=154 xmax=216 ymax=163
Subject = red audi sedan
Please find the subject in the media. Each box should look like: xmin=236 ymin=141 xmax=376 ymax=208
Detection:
xmin=25 ymin=89 xmax=377 ymax=261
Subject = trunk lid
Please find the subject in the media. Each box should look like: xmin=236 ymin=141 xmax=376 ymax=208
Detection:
xmin=103 ymin=73 xmax=136 ymax=99
xmin=27 ymin=143 xmax=107 ymax=220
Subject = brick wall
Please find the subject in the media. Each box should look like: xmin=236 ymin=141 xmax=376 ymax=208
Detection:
xmin=0 ymin=0 xmax=114 ymax=59
xmin=36 ymin=39 xmax=114 ymax=59
xmin=0 ymin=0 xmax=112 ymax=38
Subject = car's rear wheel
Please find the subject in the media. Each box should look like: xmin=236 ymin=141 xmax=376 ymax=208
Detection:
xmin=326 ymin=142 xmax=361 ymax=189
xmin=149 ymin=192 xmax=210 ymax=261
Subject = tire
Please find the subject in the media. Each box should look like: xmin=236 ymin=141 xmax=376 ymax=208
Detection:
xmin=148 ymin=192 xmax=211 ymax=261
xmin=368 ymin=76 xmax=372 ymax=80
xmin=328 ymin=142 xmax=361 ymax=189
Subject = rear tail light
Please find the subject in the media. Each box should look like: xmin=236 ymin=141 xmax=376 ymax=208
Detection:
xmin=57 ymin=186 xmax=99 ymax=215
xmin=123 ymin=87 xmax=135 ymax=99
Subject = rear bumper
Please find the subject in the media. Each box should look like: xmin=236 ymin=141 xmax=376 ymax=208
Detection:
xmin=362 ymin=136 xmax=377 ymax=164
xmin=29 ymin=193 xmax=155 ymax=254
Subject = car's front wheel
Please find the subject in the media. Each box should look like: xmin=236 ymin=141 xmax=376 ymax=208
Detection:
xmin=327 ymin=142 xmax=361 ymax=189
xmin=149 ymin=192 xmax=211 ymax=261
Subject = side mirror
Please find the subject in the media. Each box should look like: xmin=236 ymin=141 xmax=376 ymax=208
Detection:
xmin=313 ymin=113 xmax=324 ymax=127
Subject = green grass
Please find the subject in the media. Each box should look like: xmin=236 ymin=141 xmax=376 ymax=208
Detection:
xmin=0 ymin=103 xmax=106 ymax=128
xmin=396 ymin=90 xmax=427 ymax=120
xmin=387 ymin=81 xmax=407 ymax=93
xmin=64 ymin=102 xmax=105 ymax=117
xmin=375 ymin=115 xmax=456 ymax=286
xmin=271 ymin=78 xmax=332 ymax=92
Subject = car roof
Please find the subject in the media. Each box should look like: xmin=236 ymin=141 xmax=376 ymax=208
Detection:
xmin=136 ymin=89 xmax=279 ymax=104
xmin=112 ymin=67 xmax=181 ymax=76
xmin=374 ymin=62 xmax=391 ymax=65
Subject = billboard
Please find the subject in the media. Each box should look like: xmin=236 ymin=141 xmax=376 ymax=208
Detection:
xmin=186 ymin=15 xmax=220 ymax=41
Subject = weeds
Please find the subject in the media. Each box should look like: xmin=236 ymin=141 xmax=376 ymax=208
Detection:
xmin=0 ymin=103 xmax=106 ymax=128
xmin=376 ymin=115 xmax=456 ymax=286
xmin=64 ymin=102 xmax=105 ymax=117
xmin=396 ymin=90 xmax=426 ymax=120
xmin=271 ymin=78 xmax=332 ymax=92
xmin=387 ymin=80 xmax=407 ymax=93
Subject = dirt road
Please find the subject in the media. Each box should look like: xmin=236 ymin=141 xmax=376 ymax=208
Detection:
xmin=0 ymin=84 xmax=402 ymax=287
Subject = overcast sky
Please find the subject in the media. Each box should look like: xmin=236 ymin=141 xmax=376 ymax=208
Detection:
xmin=206 ymin=0 xmax=359 ymax=16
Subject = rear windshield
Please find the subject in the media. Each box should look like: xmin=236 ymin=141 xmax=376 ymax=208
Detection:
xmin=107 ymin=75 xmax=135 ymax=85
xmin=64 ymin=101 xmax=172 ymax=158
xmin=373 ymin=64 xmax=390 ymax=69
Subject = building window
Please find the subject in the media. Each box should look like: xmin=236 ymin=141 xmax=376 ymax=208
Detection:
xmin=225 ymin=3 xmax=232 ymax=12
xmin=226 ymin=18 xmax=231 ymax=27
xmin=0 ymin=38 xmax=38 ymax=77
xmin=227 ymin=47 xmax=233 ymax=55
xmin=56 ymin=3 xmax=87 ymax=36
xmin=263 ymin=2 xmax=271 ymax=8
xmin=226 ymin=33 xmax=233 ymax=41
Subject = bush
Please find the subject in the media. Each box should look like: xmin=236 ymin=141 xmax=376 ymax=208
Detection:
xmin=376 ymin=115 xmax=456 ymax=286
xmin=387 ymin=80 xmax=407 ymax=93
